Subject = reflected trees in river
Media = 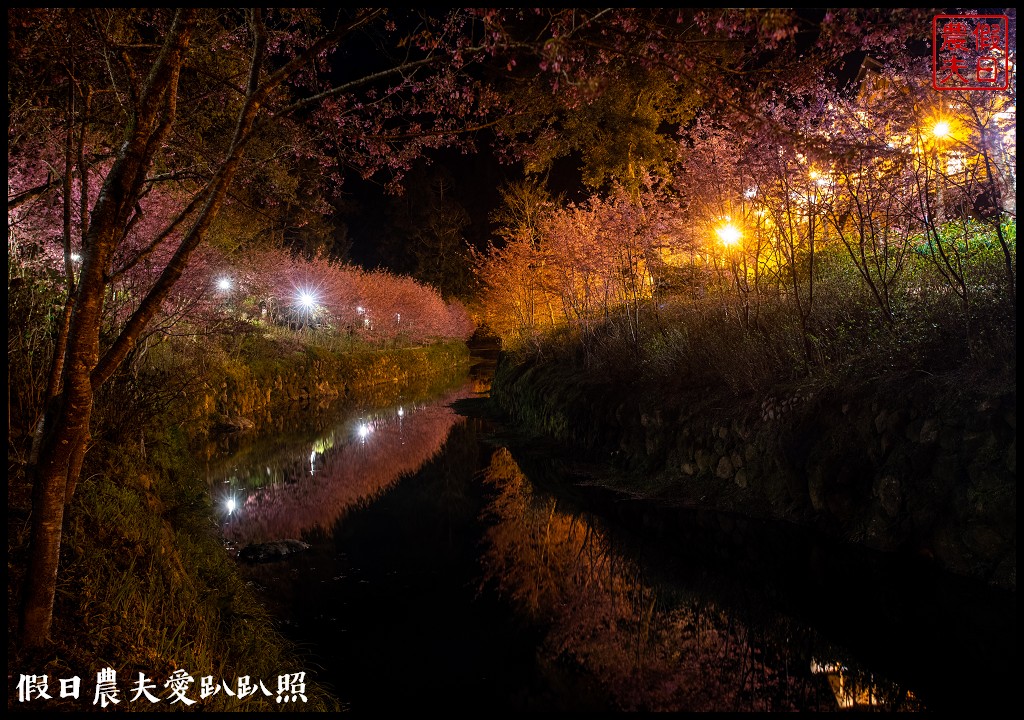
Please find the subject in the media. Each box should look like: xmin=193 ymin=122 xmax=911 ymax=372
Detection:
xmin=221 ymin=386 xmax=472 ymax=545
xmin=477 ymin=448 xmax=922 ymax=712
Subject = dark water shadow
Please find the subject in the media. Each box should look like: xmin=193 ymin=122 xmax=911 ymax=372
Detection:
xmin=203 ymin=341 xmax=1015 ymax=712
xmin=494 ymin=439 xmax=1016 ymax=713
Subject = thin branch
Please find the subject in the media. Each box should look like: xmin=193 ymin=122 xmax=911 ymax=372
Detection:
xmin=279 ymin=56 xmax=438 ymax=116
xmin=7 ymin=178 xmax=56 ymax=211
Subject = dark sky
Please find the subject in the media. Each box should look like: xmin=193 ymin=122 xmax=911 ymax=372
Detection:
xmin=340 ymin=145 xmax=509 ymax=270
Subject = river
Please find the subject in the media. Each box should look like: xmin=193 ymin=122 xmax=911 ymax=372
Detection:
xmin=202 ymin=340 xmax=1015 ymax=712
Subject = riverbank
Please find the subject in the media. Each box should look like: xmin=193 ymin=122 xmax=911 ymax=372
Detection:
xmin=7 ymin=331 xmax=471 ymax=712
xmin=490 ymin=329 xmax=1015 ymax=591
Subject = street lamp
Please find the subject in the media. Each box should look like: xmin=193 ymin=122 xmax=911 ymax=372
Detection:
xmin=716 ymin=222 xmax=741 ymax=247
xmin=294 ymin=288 xmax=319 ymax=330
xmin=715 ymin=219 xmax=747 ymax=315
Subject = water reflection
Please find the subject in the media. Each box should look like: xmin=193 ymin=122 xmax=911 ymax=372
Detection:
xmin=204 ymin=347 xmax=1012 ymax=713
xmin=479 ymin=448 xmax=925 ymax=712
xmin=810 ymin=660 xmax=911 ymax=710
xmin=211 ymin=383 xmax=472 ymax=546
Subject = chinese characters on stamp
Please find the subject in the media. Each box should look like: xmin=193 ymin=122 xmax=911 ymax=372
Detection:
xmin=933 ymin=14 xmax=1010 ymax=91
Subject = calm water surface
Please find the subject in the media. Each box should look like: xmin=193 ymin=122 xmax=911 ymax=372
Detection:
xmin=203 ymin=347 xmax=1015 ymax=712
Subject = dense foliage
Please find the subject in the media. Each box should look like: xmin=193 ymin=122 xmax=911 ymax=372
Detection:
xmin=475 ymin=51 xmax=1016 ymax=364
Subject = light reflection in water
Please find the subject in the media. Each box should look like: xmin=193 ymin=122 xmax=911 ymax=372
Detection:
xmin=204 ymin=347 xmax=1003 ymax=712
xmin=810 ymin=660 xmax=917 ymax=710
xmin=216 ymin=384 xmax=472 ymax=546
xmin=356 ymin=422 xmax=373 ymax=441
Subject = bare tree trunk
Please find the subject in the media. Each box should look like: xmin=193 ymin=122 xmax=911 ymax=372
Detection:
xmin=21 ymin=386 xmax=94 ymax=647
xmin=21 ymin=262 xmax=104 ymax=646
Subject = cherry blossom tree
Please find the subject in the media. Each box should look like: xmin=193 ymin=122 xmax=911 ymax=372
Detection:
xmin=473 ymin=180 xmax=560 ymax=343
xmin=477 ymin=180 xmax=676 ymax=345
xmin=899 ymin=69 xmax=1018 ymax=314
xmin=816 ymin=86 xmax=919 ymax=325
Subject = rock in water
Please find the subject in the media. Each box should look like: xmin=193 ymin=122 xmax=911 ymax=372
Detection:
xmin=238 ymin=539 xmax=311 ymax=563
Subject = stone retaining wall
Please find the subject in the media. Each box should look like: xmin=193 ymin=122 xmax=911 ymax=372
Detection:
xmin=492 ymin=352 xmax=1016 ymax=589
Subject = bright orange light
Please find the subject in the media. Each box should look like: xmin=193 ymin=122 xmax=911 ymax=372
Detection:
xmin=716 ymin=223 xmax=741 ymax=247
xmin=932 ymin=120 xmax=951 ymax=139
xmin=809 ymin=168 xmax=830 ymax=187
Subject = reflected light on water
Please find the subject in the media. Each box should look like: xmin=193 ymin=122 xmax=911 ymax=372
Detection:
xmin=811 ymin=660 xmax=918 ymax=710
xmin=216 ymin=384 xmax=473 ymax=545
xmin=479 ymin=448 xmax=924 ymax=712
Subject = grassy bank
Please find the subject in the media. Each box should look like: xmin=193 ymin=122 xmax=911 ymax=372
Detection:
xmin=489 ymin=286 xmax=1016 ymax=587
xmin=8 ymin=327 xmax=471 ymax=712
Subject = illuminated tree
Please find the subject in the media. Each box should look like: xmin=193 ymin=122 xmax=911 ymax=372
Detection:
xmin=744 ymin=107 xmax=839 ymax=360
xmin=473 ymin=231 xmax=548 ymax=345
xmin=482 ymin=8 xmax=841 ymax=189
xmin=906 ymin=80 xmax=1017 ymax=314
xmin=474 ymin=180 xmax=560 ymax=342
xmin=476 ymin=180 xmax=674 ymax=346
xmin=816 ymin=89 xmax=919 ymax=324
xmin=671 ymin=118 xmax=773 ymax=325
xmin=819 ymin=50 xmax=1018 ymax=336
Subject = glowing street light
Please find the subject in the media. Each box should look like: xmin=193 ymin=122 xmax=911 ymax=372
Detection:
xmin=290 ymin=288 xmax=320 ymax=330
xmin=356 ymin=305 xmax=371 ymax=329
xmin=808 ymin=168 xmax=831 ymax=188
xmin=716 ymin=222 xmax=741 ymax=247
xmin=357 ymin=422 xmax=372 ymax=440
